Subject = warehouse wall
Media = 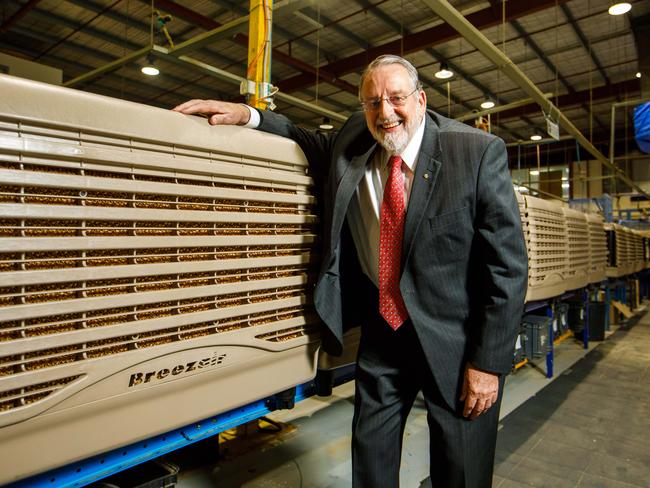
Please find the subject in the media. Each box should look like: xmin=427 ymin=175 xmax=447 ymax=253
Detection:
xmin=631 ymin=158 xmax=650 ymax=192
xmin=0 ymin=53 xmax=62 ymax=85
xmin=572 ymin=160 xmax=603 ymax=198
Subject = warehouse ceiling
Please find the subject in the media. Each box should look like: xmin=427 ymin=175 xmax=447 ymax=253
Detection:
xmin=0 ymin=0 xmax=648 ymax=166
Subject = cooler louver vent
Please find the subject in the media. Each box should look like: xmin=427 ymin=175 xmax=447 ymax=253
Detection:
xmin=518 ymin=194 xmax=568 ymax=301
xmin=562 ymin=207 xmax=589 ymax=291
xmin=0 ymin=375 xmax=82 ymax=412
xmin=586 ymin=213 xmax=608 ymax=283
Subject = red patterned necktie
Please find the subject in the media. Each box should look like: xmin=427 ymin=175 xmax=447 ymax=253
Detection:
xmin=379 ymin=155 xmax=409 ymax=330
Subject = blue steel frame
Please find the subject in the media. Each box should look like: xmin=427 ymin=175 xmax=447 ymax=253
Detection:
xmin=609 ymin=278 xmax=627 ymax=327
xmin=582 ymin=288 xmax=590 ymax=349
xmin=640 ymin=270 xmax=650 ymax=300
xmin=604 ymin=281 xmax=611 ymax=331
xmin=523 ymin=288 xmax=595 ymax=378
xmin=545 ymin=304 xmax=554 ymax=378
xmin=523 ymin=300 xmax=554 ymax=378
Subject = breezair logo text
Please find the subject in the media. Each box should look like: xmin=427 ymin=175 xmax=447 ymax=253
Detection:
xmin=128 ymin=352 xmax=226 ymax=387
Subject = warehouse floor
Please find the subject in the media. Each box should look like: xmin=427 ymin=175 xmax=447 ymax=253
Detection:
xmin=171 ymin=310 xmax=650 ymax=488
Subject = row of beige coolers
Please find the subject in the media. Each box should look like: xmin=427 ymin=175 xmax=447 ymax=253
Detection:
xmin=0 ymin=74 xmax=364 ymax=485
xmin=515 ymin=192 xmax=649 ymax=304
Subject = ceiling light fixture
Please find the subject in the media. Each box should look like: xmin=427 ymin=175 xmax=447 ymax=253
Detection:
xmin=608 ymin=3 xmax=631 ymax=15
xmin=530 ymin=134 xmax=542 ymax=141
xmin=319 ymin=117 xmax=334 ymax=130
xmin=636 ymin=72 xmax=642 ymax=79
xmin=435 ymin=62 xmax=453 ymax=80
xmin=141 ymin=55 xmax=159 ymax=76
xmin=480 ymin=98 xmax=495 ymax=109
xmin=529 ymin=170 xmax=540 ymax=176
xmin=141 ymin=65 xmax=159 ymax=76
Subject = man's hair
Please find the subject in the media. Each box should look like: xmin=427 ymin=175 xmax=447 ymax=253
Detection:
xmin=358 ymin=54 xmax=422 ymax=99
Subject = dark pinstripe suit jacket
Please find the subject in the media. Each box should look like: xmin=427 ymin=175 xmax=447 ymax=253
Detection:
xmin=258 ymin=109 xmax=528 ymax=408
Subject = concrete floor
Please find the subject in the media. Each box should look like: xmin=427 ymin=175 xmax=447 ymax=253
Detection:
xmin=493 ymin=312 xmax=650 ymax=488
xmin=170 ymin=310 xmax=650 ymax=488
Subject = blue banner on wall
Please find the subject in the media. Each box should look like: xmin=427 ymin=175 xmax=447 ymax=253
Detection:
xmin=634 ymin=102 xmax=650 ymax=154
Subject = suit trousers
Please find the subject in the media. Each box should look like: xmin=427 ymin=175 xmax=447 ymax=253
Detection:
xmin=351 ymin=316 xmax=503 ymax=488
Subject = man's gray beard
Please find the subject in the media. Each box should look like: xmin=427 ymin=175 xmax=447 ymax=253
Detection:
xmin=375 ymin=129 xmax=409 ymax=155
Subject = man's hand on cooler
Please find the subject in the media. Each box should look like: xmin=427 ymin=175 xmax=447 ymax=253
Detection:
xmin=172 ymin=99 xmax=251 ymax=126
xmin=459 ymin=363 xmax=499 ymax=420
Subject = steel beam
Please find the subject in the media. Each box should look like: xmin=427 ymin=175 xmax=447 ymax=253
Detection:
xmin=154 ymin=46 xmax=348 ymax=123
xmin=559 ymin=3 xmax=609 ymax=85
xmin=3 ymin=24 xmax=223 ymax=104
xmin=191 ymin=0 xmax=333 ymax=76
xmin=509 ymin=17 xmax=607 ymax=133
xmin=455 ymin=93 xmax=554 ymax=122
xmin=152 ymin=0 xmax=357 ymax=95
xmin=61 ymin=0 xmax=354 ymax=96
xmin=0 ymin=0 xmax=43 ymax=34
xmin=64 ymin=46 xmax=152 ymax=88
xmin=168 ymin=15 xmax=249 ymax=57
xmin=163 ymin=0 xmax=317 ymax=57
xmin=279 ymin=0 xmax=570 ymax=93
xmin=299 ymin=6 xmax=368 ymax=49
xmin=495 ymin=80 xmax=640 ymax=121
xmin=352 ymin=0 xmax=470 ymax=111
xmin=509 ymin=20 xmax=574 ymax=94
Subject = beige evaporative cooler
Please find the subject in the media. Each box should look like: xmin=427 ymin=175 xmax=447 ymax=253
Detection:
xmin=0 ymin=74 xmax=321 ymax=484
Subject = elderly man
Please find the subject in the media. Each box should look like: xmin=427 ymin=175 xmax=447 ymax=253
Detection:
xmin=174 ymin=54 xmax=527 ymax=488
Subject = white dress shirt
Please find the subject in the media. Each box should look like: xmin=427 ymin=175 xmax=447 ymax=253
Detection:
xmin=346 ymin=116 xmax=426 ymax=287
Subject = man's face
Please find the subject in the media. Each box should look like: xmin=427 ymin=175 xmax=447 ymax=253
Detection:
xmin=360 ymin=64 xmax=427 ymax=154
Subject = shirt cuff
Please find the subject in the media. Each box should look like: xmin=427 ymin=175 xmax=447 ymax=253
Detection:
xmin=242 ymin=105 xmax=260 ymax=128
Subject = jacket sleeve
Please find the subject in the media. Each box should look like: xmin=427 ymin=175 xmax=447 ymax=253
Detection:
xmin=469 ymin=137 xmax=528 ymax=375
xmin=256 ymin=109 xmax=336 ymax=184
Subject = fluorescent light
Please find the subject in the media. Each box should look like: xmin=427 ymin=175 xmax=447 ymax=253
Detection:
xmin=480 ymin=100 xmax=495 ymax=109
xmin=530 ymin=134 xmax=542 ymax=141
xmin=529 ymin=170 xmax=540 ymax=176
xmin=141 ymin=54 xmax=159 ymax=76
xmin=608 ymin=3 xmax=631 ymax=15
xmin=141 ymin=66 xmax=159 ymax=76
xmin=435 ymin=63 xmax=453 ymax=79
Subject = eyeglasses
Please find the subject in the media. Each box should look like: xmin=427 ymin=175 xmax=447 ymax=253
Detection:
xmin=360 ymin=88 xmax=419 ymax=111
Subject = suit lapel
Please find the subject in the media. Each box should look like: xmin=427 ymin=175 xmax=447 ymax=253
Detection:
xmin=329 ymin=143 xmax=377 ymax=249
xmin=402 ymin=115 xmax=442 ymax=267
